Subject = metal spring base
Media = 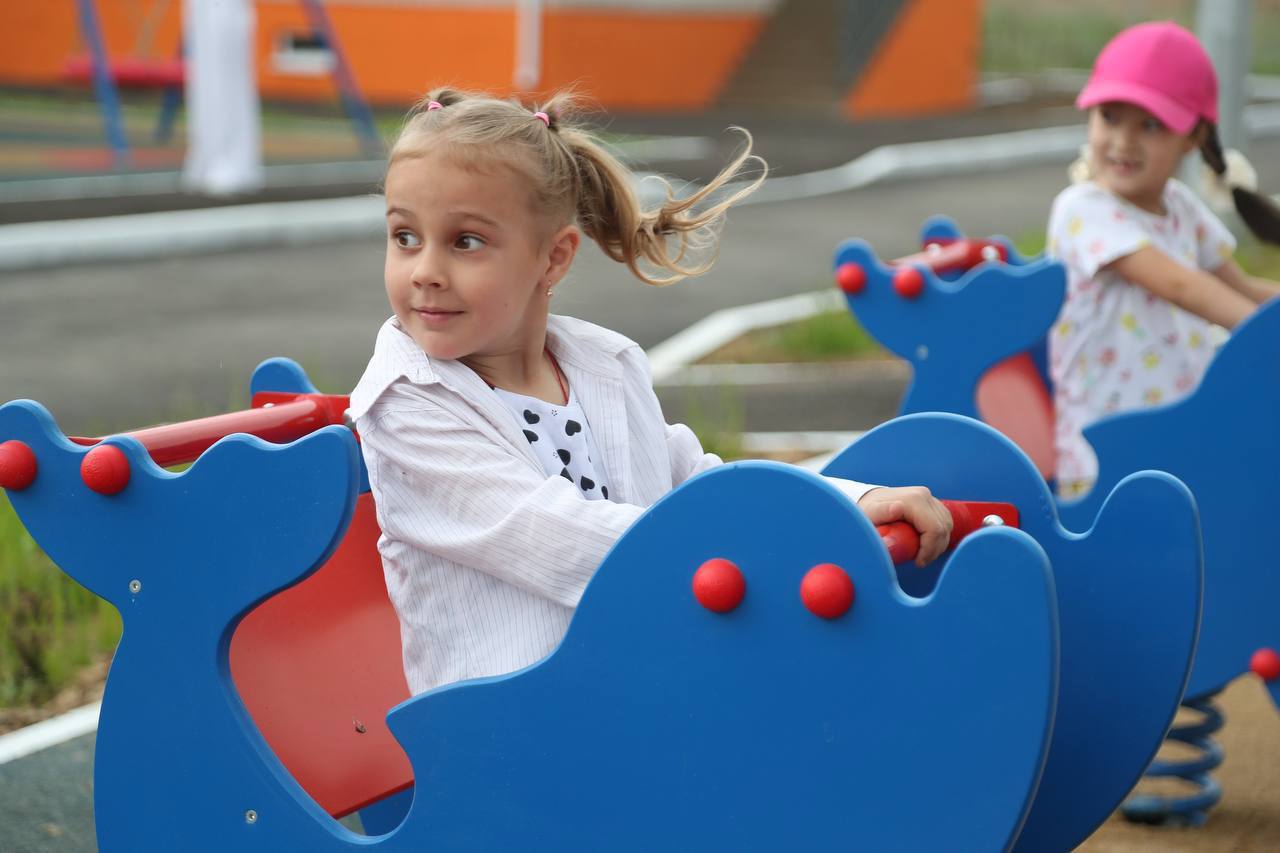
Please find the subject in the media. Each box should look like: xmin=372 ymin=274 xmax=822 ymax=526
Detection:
xmin=1121 ymin=694 xmax=1224 ymax=827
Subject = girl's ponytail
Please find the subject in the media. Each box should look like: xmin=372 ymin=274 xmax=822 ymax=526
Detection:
xmin=388 ymin=87 xmax=766 ymax=285
xmin=1201 ymin=123 xmax=1280 ymax=244
xmin=560 ymin=126 xmax=765 ymax=286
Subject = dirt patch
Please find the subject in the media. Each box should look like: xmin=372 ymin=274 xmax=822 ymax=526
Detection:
xmin=0 ymin=657 xmax=109 ymax=736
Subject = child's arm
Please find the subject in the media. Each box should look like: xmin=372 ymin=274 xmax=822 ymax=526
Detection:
xmin=1211 ymin=257 xmax=1280 ymax=305
xmin=1108 ymin=246 xmax=1256 ymax=329
xmin=665 ymin=421 xmax=723 ymax=485
xmin=665 ymin=423 xmax=951 ymax=566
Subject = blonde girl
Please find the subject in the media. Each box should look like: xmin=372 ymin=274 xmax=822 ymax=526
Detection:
xmin=350 ymin=89 xmax=952 ymax=694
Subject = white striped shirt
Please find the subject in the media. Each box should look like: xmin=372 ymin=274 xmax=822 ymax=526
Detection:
xmin=350 ymin=315 xmax=875 ymax=694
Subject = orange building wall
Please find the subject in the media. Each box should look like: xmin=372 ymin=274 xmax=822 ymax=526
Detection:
xmin=0 ymin=1 xmax=183 ymax=85
xmin=538 ymin=11 xmax=764 ymax=111
xmin=255 ymin=4 xmax=518 ymax=103
xmin=844 ymin=0 xmax=981 ymax=119
xmin=0 ymin=2 xmax=763 ymax=112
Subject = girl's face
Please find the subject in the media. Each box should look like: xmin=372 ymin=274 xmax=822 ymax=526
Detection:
xmin=1086 ymin=102 xmax=1200 ymax=213
xmin=383 ymin=149 xmax=577 ymax=364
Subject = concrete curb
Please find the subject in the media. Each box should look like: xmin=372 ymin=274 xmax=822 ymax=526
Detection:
xmin=647 ymin=289 xmax=843 ymax=382
xmin=0 ymin=196 xmax=385 ymax=270
xmin=0 ymin=702 xmax=100 ymax=766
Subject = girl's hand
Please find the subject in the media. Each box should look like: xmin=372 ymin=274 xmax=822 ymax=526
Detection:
xmin=857 ymin=486 xmax=953 ymax=567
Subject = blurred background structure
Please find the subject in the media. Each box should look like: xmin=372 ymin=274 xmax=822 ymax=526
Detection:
xmin=1 ymin=2 xmax=1276 ymax=202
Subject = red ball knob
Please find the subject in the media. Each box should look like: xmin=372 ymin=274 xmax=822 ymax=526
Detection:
xmin=835 ymin=262 xmax=866 ymax=295
xmin=81 ymin=445 xmax=131 ymax=495
xmin=892 ymin=267 xmax=925 ymax=300
xmin=693 ymin=558 xmax=746 ymax=613
xmin=0 ymin=440 xmax=38 ymax=491
xmin=1251 ymin=648 xmax=1280 ymax=682
xmin=800 ymin=563 xmax=855 ymax=619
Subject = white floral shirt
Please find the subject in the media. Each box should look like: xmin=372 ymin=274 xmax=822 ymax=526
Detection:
xmin=1046 ymin=178 xmax=1235 ymax=489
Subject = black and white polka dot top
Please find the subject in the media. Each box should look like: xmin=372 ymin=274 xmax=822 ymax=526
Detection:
xmin=493 ymin=386 xmax=613 ymax=502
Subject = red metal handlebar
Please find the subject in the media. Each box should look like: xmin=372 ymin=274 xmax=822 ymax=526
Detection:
xmin=876 ymin=499 xmax=1019 ymax=565
xmin=68 ymin=397 xmax=1017 ymax=565
xmin=892 ymin=239 xmax=1008 ymax=275
xmin=70 ymin=392 xmax=351 ymax=468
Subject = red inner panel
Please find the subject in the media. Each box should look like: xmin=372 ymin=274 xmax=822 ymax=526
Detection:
xmin=976 ymin=354 xmax=1056 ymax=481
xmin=230 ymin=494 xmax=413 ymax=818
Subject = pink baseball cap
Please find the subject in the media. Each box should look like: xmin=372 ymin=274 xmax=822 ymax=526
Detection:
xmin=1076 ymin=21 xmax=1218 ymax=135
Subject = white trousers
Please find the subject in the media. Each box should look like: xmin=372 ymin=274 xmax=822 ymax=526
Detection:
xmin=182 ymin=0 xmax=263 ymax=195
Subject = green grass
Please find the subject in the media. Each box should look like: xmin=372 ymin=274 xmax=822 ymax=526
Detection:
xmin=0 ymin=492 xmax=121 ymax=707
xmin=702 ymin=305 xmax=882 ymax=364
xmin=982 ymin=1 xmax=1280 ymax=76
xmin=681 ymin=385 xmax=745 ymax=461
xmin=1017 ymin=229 xmax=1280 ymax=280
xmin=1234 ymin=238 xmax=1280 ymax=279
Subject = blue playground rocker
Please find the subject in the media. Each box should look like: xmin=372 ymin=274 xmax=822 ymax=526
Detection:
xmin=0 ymin=355 xmax=1202 ymax=850
xmin=835 ymin=216 xmax=1280 ymax=824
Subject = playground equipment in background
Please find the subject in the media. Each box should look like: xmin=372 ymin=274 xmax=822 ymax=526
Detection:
xmin=0 ymin=357 xmax=1201 ymax=851
xmin=834 ymin=217 xmax=1280 ymax=824
xmin=66 ymin=0 xmax=380 ymax=170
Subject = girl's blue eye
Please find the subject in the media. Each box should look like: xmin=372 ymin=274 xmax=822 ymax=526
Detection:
xmin=394 ymin=230 xmax=421 ymax=249
xmin=457 ymin=235 xmax=485 ymax=251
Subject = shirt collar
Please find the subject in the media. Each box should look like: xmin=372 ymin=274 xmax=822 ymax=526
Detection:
xmin=348 ymin=314 xmax=635 ymax=421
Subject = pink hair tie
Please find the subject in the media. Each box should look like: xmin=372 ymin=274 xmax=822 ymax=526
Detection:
xmin=533 ymin=110 xmax=550 ymax=126
xmin=426 ymin=100 xmax=443 ymax=111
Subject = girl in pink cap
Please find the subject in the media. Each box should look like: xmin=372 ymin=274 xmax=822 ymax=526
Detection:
xmin=1047 ymin=21 xmax=1280 ymax=498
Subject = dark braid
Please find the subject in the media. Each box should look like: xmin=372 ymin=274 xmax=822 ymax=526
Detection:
xmin=1200 ymin=122 xmax=1280 ymax=245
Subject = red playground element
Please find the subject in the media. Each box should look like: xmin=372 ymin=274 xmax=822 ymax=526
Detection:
xmin=230 ymin=493 xmax=413 ymax=817
xmin=71 ymin=393 xmax=351 ymax=468
xmin=893 ymin=239 xmax=1008 ymax=275
xmin=942 ymin=499 xmax=1019 ymax=547
xmin=62 ymin=55 xmax=186 ymax=89
xmin=1251 ymin=648 xmax=1280 ymax=682
xmin=835 ymin=262 xmax=867 ymax=294
xmin=800 ymin=563 xmax=855 ymax=619
xmin=892 ymin=267 xmax=925 ymax=300
xmin=877 ymin=522 xmax=920 ymax=565
xmin=976 ymin=355 xmax=1057 ymax=481
xmin=0 ymin=440 xmax=38 ymax=491
xmin=81 ymin=445 xmax=131 ymax=495
xmin=876 ymin=500 xmax=1019 ymax=565
xmin=692 ymin=558 xmax=747 ymax=613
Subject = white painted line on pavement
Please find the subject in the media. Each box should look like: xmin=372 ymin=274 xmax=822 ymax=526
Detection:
xmin=741 ymin=124 xmax=1086 ymax=206
xmin=0 ymin=701 xmax=101 ymax=766
xmin=742 ymin=430 xmax=864 ymax=454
